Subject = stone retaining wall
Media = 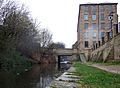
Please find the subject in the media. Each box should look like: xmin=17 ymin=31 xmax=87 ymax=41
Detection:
xmin=90 ymin=33 xmax=120 ymax=62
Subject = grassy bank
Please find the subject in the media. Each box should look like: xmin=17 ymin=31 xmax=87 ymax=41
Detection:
xmin=73 ymin=62 xmax=120 ymax=88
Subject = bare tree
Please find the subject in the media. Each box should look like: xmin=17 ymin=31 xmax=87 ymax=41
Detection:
xmin=48 ymin=42 xmax=65 ymax=49
xmin=0 ymin=0 xmax=39 ymax=57
xmin=37 ymin=28 xmax=52 ymax=47
xmin=0 ymin=0 xmax=54 ymax=63
xmin=34 ymin=28 xmax=53 ymax=58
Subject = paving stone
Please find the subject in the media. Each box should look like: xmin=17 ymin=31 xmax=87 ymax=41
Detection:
xmin=47 ymin=67 xmax=80 ymax=88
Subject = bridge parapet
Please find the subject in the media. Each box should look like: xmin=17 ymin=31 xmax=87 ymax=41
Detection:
xmin=72 ymin=49 xmax=77 ymax=54
xmin=53 ymin=48 xmax=77 ymax=55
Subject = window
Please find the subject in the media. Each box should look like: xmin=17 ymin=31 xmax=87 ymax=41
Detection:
xmin=84 ymin=41 xmax=89 ymax=48
xmin=93 ymin=41 xmax=96 ymax=49
xmin=93 ymin=32 xmax=97 ymax=39
xmin=84 ymin=6 xmax=88 ymax=12
xmin=108 ymin=22 xmax=112 ymax=29
xmin=83 ymin=32 xmax=89 ymax=39
xmin=99 ymin=5 xmax=104 ymax=12
xmin=100 ymin=13 xmax=104 ymax=21
xmin=92 ymin=15 xmax=96 ymax=20
xmin=100 ymin=23 xmax=105 ymax=30
xmin=99 ymin=32 xmax=105 ymax=39
xmin=93 ymin=41 xmax=96 ymax=45
xmin=92 ymin=6 xmax=96 ymax=14
xmin=92 ymin=23 xmax=96 ymax=30
xmin=108 ymin=5 xmax=112 ymax=12
xmin=98 ymin=41 xmax=100 ymax=46
xmin=101 ymin=32 xmax=104 ymax=37
xmin=84 ymin=23 xmax=88 ymax=29
xmin=109 ymin=31 xmax=112 ymax=38
xmin=99 ymin=32 xmax=101 ymax=39
xmin=92 ymin=6 xmax=96 ymax=12
xmin=84 ymin=15 xmax=88 ymax=20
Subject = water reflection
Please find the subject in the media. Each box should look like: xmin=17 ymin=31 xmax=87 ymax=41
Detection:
xmin=0 ymin=63 xmax=70 ymax=88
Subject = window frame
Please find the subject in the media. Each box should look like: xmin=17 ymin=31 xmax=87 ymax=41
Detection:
xmin=99 ymin=5 xmax=104 ymax=12
xmin=92 ymin=14 xmax=96 ymax=20
xmin=100 ymin=22 xmax=105 ymax=30
xmin=100 ymin=13 xmax=104 ymax=21
xmin=108 ymin=5 xmax=112 ymax=12
xmin=91 ymin=6 xmax=97 ymax=15
xmin=84 ymin=6 xmax=89 ymax=12
xmin=84 ymin=23 xmax=89 ymax=30
xmin=84 ymin=14 xmax=88 ymax=21
xmin=84 ymin=41 xmax=89 ymax=48
xmin=92 ymin=23 xmax=97 ymax=30
xmin=92 ymin=32 xmax=97 ymax=39
xmin=99 ymin=32 xmax=105 ymax=39
xmin=83 ymin=32 xmax=89 ymax=39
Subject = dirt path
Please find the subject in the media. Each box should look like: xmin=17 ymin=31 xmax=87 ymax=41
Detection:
xmin=90 ymin=64 xmax=120 ymax=74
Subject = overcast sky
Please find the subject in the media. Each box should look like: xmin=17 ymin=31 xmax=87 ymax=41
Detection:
xmin=15 ymin=0 xmax=119 ymax=48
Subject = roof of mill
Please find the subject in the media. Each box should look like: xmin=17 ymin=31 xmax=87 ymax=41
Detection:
xmin=80 ymin=3 xmax=118 ymax=6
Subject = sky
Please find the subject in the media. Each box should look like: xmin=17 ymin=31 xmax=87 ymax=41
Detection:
xmin=15 ymin=0 xmax=120 ymax=48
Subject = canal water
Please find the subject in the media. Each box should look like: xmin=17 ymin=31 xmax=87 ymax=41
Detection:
xmin=0 ymin=63 xmax=70 ymax=88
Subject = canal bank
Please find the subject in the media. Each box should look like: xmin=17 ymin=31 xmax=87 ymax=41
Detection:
xmin=47 ymin=66 xmax=80 ymax=88
xmin=48 ymin=62 xmax=120 ymax=88
xmin=0 ymin=63 xmax=70 ymax=88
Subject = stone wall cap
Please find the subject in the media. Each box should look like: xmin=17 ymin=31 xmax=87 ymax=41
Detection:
xmin=80 ymin=3 xmax=118 ymax=6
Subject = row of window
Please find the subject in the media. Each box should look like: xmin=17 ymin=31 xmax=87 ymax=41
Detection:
xmin=84 ymin=14 xmax=96 ymax=21
xmin=83 ymin=32 xmax=105 ymax=39
xmin=84 ymin=40 xmax=104 ymax=48
xmin=84 ymin=23 xmax=97 ymax=30
xmin=84 ymin=14 xmax=105 ymax=21
xmin=84 ymin=23 xmax=111 ymax=30
xmin=84 ymin=5 xmax=113 ymax=12
xmin=83 ymin=32 xmax=97 ymax=39
xmin=100 ymin=5 xmax=113 ymax=12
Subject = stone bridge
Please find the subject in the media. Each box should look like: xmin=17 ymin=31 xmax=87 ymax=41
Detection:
xmin=53 ymin=48 xmax=77 ymax=55
xmin=53 ymin=48 xmax=78 ymax=62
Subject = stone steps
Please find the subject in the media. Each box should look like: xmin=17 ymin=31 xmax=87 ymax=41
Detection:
xmin=46 ymin=67 xmax=80 ymax=88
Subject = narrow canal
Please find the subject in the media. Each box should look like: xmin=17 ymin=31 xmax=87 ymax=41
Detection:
xmin=0 ymin=63 xmax=70 ymax=88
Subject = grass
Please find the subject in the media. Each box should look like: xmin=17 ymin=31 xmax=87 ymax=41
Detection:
xmin=73 ymin=62 xmax=120 ymax=88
